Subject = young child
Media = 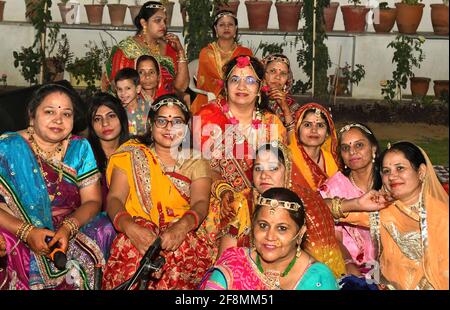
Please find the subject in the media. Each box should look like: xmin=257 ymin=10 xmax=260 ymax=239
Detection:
xmin=136 ymin=55 xmax=161 ymax=103
xmin=114 ymin=67 xmax=149 ymax=136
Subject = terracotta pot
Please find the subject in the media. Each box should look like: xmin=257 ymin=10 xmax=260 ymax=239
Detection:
xmin=329 ymin=75 xmax=348 ymax=96
xmin=25 ymin=0 xmax=40 ymax=21
xmin=433 ymin=80 xmax=449 ymax=99
xmin=323 ymin=2 xmax=339 ymax=32
xmin=410 ymin=77 xmax=430 ymax=97
xmin=0 ymin=1 xmax=5 ymax=22
xmin=275 ymin=2 xmax=302 ymax=32
xmin=430 ymin=4 xmax=449 ymax=35
xmin=180 ymin=5 xmax=187 ymax=27
xmin=341 ymin=5 xmax=370 ymax=32
xmin=108 ymin=4 xmax=127 ymax=26
xmin=85 ymin=4 xmax=104 ymax=25
xmin=395 ymin=3 xmax=424 ymax=34
xmin=128 ymin=5 xmax=142 ymax=24
xmin=245 ymin=1 xmax=272 ymax=31
xmin=216 ymin=0 xmax=240 ymax=16
xmin=164 ymin=1 xmax=175 ymax=27
xmin=373 ymin=8 xmax=397 ymax=33
xmin=58 ymin=2 xmax=79 ymax=24
xmin=45 ymin=58 xmax=64 ymax=83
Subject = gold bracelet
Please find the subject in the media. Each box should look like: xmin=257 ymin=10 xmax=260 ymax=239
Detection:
xmin=16 ymin=222 xmax=34 ymax=244
xmin=214 ymin=181 xmax=234 ymax=200
xmin=62 ymin=218 xmax=80 ymax=239
xmin=331 ymin=197 xmax=349 ymax=219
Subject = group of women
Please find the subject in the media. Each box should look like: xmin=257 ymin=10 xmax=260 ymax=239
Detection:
xmin=0 ymin=1 xmax=448 ymax=291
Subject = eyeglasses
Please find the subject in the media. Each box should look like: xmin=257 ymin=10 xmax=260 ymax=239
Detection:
xmin=228 ymin=75 xmax=259 ymax=86
xmin=154 ymin=117 xmax=186 ymax=129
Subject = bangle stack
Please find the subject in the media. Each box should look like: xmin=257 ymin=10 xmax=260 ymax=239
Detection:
xmin=177 ymin=52 xmax=187 ymax=63
xmin=331 ymin=197 xmax=348 ymax=219
xmin=183 ymin=210 xmax=199 ymax=231
xmin=16 ymin=222 xmax=35 ymax=244
xmin=62 ymin=217 xmax=80 ymax=239
xmin=285 ymin=119 xmax=296 ymax=131
xmin=113 ymin=210 xmax=130 ymax=232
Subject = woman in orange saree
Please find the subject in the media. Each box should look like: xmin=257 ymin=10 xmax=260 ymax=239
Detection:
xmin=102 ymin=95 xmax=215 ymax=290
xmin=289 ymin=103 xmax=340 ymax=191
xmin=190 ymin=10 xmax=253 ymax=114
xmin=330 ymin=142 xmax=448 ymax=290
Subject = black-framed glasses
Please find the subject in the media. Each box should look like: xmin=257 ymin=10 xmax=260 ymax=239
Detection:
xmin=154 ymin=117 xmax=186 ymax=129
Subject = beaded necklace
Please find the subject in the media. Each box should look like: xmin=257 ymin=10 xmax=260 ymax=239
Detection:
xmin=256 ymin=252 xmax=298 ymax=277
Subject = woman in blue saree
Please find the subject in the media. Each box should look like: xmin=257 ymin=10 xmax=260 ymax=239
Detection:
xmin=0 ymin=84 xmax=105 ymax=290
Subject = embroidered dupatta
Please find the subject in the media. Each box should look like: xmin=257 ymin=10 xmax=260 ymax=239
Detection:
xmin=104 ymin=36 xmax=177 ymax=97
xmin=0 ymin=133 xmax=104 ymax=290
xmin=195 ymin=98 xmax=286 ymax=193
xmin=289 ymin=103 xmax=339 ymax=191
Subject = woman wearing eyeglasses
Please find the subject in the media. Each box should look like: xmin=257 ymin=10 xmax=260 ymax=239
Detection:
xmin=102 ymin=94 xmax=215 ymax=290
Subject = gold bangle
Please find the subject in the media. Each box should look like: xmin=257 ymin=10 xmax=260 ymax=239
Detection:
xmin=62 ymin=218 xmax=79 ymax=239
xmin=214 ymin=181 xmax=234 ymax=200
xmin=16 ymin=222 xmax=34 ymax=244
xmin=331 ymin=197 xmax=345 ymax=219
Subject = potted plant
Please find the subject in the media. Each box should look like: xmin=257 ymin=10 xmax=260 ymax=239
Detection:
xmin=0 ymin=1 xmax=5 ymax=22
xmin=395 ymin=0 xmax=425 ymax=34
xmin=215 ymin=0 xmax=240 ymax=15
xmin=329 ymin=62 xmax=365 ymax=96
xmin=245 ymin=0 xmax=273 ymax=31
xmin=373 ymin=2 xmax=397 ymax=33
xmin=323 ymin=1 xmax=340 ymax=32
xmin=410 ymin=76 xmax=430 ymax=97
xmin=433 ymin=79 xmax=449 ymax=100
xmin=107 ymin=0 xmax=127 ymax=26
xmin=128 ymin=0 xmax=142 ymax=23
xmin=340 ymin=0 xmax=370 ymax=32
xmin=430 ymin=0 xmax=449 ymax=35
xmin=58 ymin=0 xmax=80 ymax=24
xmin=66 ymin=37 xmax=110 ymax=96
xmin=274 ymin=1 xmax=303 ymax=32
xmin=381 ymin=34 xmax=426 ymax=102
xmin=85 ymin=0 xmax=107 ymax=25
xmin=13 ymin=25 xmax=72 ymax=84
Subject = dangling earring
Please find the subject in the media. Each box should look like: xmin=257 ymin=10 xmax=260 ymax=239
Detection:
xmin=250 ymin=238 xmax=256 ymax=250
xmin=143 ymin=26 xmax=148 ymax=36
xmin=257 ymin=95 xmax=261 ymax=107
xmin=296 ymin=245 xmax=302 ymax=258
xmin=344 ymin=165 xmax=348 ymax=169
xmin=372 ymin=153 xmax=376 ymax=163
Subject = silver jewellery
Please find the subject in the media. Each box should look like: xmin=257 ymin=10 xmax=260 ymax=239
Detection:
xmin=339 ymin=123 xmax=373 ymax=136
xmin=214 ymin=11 xmax=236 ymax=23
xmin=151 ymin=98 xmax=189 ymax=113
xmin=255 ymin=194 xmax=303 ymax=215
xmin=145 ymin=3 xmax=165 ymax=11
xmin=262 ymin=55 xmax=290 ymax=67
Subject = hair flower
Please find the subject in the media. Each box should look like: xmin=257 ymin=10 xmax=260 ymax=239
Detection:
xmin=216 ymin=79 xmax=224 ymax=88
xmin=236 ymin=56 xmax=251 ymax=68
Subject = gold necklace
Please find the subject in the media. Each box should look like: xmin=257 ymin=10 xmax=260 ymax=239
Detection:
xmin=216 ymin=41 xmax=236 ymax=55
xmin=349 ymin=172 xmax=373 ymax=192
xmin=27 ymin=127 xmax=63 ymax=160
xmin=139 ymin=34 xmax=160 ymax=56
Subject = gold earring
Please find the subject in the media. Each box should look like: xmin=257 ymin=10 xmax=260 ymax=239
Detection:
xmin=372 ymin=153 xmax=376 ymax=163
xmin=296 ymin=245 xmax=302 ymax=258
xmin=143 ymin=26 xmax=148 ymax=36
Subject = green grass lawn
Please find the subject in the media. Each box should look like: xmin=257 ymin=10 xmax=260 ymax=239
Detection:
xmin=379 ymin=138 xmax=449 ymax=166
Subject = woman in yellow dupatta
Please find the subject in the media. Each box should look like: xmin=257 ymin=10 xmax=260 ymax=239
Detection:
xmin=190 ymin=10 xmax=253 ymax=114
xmin=102 ymin=94 xmax=216 ymax=290
xmin=328 ymin=141 xmax=448 ymax=290
xmin=289 ymin=103 xmax=339 ymax=191
xmin=216 ymin=142 xmax=345 ymax=277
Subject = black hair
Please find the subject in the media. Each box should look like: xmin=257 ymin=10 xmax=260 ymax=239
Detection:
xmin=114 ymin=67 xmax=140 ymax=86
xmin=339 ymin=123 xmax=382 ymax=190
xmin=27 ymin=83 xmax=83 ymax=132
xmin=134 ymin=1 xmax=167 ymax=33
xmin=302 ymin=108 xmax=331 ymax=135
xmin=136 ymin=54 xmax=161 ymax=75
xmin=212 ymin=10 xmax=238 ymax=39
xmin=379 ymin=141 xmax=427 ymax=172
xmin=136 ymin=93 xmax=191 ymax=146
xmin=254 ymin=143 xmax=286 ymax=166
xmin=222 ymin=55 xmax=269 ymax=112
xmin=87 ymin=93 xmax=129 ymax=173
xmin=253 ymin=187 xmax=306 ymax=229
